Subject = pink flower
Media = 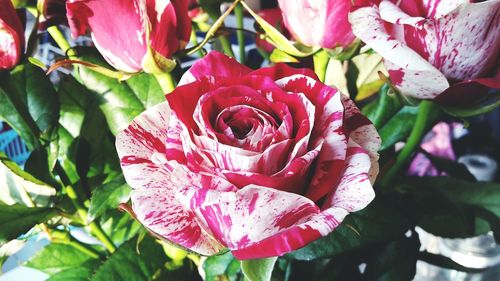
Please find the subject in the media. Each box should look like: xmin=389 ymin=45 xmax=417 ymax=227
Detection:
xmin=349 ymin=0 xmax=500 ymax=105
xmin=277 ymin=0 xmax=363 ymax=49
xmin=116 ymin=51 xmax=380 ymax=259
xmin=66 ymin=0 xmax=191 ymax=73
xmin=0 ymin=0 xmax=24 ymax=70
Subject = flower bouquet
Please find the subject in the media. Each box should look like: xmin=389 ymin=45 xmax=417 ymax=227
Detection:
xmin=0 ymin=0 xmax=499 ymax=280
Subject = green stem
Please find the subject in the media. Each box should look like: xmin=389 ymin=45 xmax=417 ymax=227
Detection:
xmin=67 ymin=240 xmax=101 ymax=259
xmin=65 ymin=184 xmax=117 ymax=253
xmin=54 ymin=162 xmax=117 ymax=253
xmin=154 ymin=72 xmax=176 ymax=94
xmin=188 ymin=0 xmax=240 ymax=57
xmin=234 ymin=3 xmax=245 ymax=64
xmin=313 ymin=50 xmax=329 ymax=83
xmin=47 ymin=26 xmax=77 ymax=58
xmin=379 ymin=100 xmax=440 ymax=191
xmin=190 ymin=30 xmax=205 ymax=58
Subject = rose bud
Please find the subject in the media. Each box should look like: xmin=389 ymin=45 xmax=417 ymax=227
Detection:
xmin=0 ymin=0 xmax=25 ymax=70
xmin=116 ymin=51 xmax=381 ymax=259
xmin=349 ymin=0 xmax=500 ymax=105
xmin=66 ymin=0 xmax=191 ymax=73
xmin=277 ymin=0 xmax=362 ymax=49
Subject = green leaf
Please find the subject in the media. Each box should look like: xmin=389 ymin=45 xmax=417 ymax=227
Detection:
xmin=241 ymin=1 xmax=318 ymax=57
xmin=269 ymin=49 xmax=299 ymax=63
xmin=363 ymin=234 xmax=420 ymax=281
xmin=241 ymin=257 xmax=278 ymax=281
xmin=378 ymin=106 xmax=419 ymax=151
xmin=100 ymin=211 xmax=141 ymax=246
xmin=0 ymin=72 xmax=39 ymax=149
xmin=55 ymin=75 xmax=121 ymax=184
xmin=417 ymin=251 xmax=482 ymax=273
xmin=441 ymin=93 xmax=500 ymax=118
xmin=73 ymin=47 xmax=163 ymax=135
xmin=398 ymin=177 xmax=500 ymax=238
xmin=0 ymin=153 xmax=56 ymax=207
xmin=126 ymin=73 xmax=164 ymax=109
xmin=0 ymin=203 xmax=57 ymax=245
xmin=45 ymin=260 xmax=100 ymax=281
xmin=287 ymin=198 xmax=410 ymax=260
xmin=88 ymin=175 xmax=131 ymax=222
xmin=90 ymin=235 xmax=168 ymax=281
xmin=419 ymin=150 xmax=476 ymax=181
xmin=26 ymin=243 xmax=99 ymax=275
xmin=364 ymin=84 xmax=404 ymax=129
xmin=203 ymin=251 xmax=241 ymax=281
xmin=9 ymin=63 xmax=60 ymax=138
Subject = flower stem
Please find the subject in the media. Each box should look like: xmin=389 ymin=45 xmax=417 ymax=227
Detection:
xmin=197 ymin=0 xmax=241 ymax=58
xmin=234 ymin=3 xmax=246 ymax=64
xmin=379 ymin=100 xmax=440 ymax=191
xmin=154 ymin=72 xmax=177 ymax=94
xmin=65 ymin=184 xmax=117 ymax=253
xmin=190 ymin=30 xmax=204 ymax=58
xmin=47 ymin=26 xmax=77 ymax=59
xmin=54 ymin=162 xmax=117 ymax=253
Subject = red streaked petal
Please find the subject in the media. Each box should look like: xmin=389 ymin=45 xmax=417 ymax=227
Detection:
xmin=349 ymin=5 xmax=449 ymax=99
xmin=179 ymin=51 xmax=252 ymax=85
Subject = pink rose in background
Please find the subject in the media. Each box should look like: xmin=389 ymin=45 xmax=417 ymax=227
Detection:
xmin=66 ymin=0 xmax=191 ymax=73
xmin=277 ymin=0 xmax=368 ymax=49
xmin=350 ymin=0 xmax=500 ymax=105
xmin=0 ymin=0 xmax=24 ymax=70
xmin=409 ymin=122 xmax=458 ymax=177
xmin=116 ymin=51 xmax=380 ymax=259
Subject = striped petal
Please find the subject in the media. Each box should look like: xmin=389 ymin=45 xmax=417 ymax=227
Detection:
xmin=275 ymin=74 xmax=348 ymax=202
xmin=349 ymin=4 xmax=450 ymax=99
xmin=116 ymin=102 xmax=225 ymax=255
xmin=179 ymin=51 xmax=252 ymax=85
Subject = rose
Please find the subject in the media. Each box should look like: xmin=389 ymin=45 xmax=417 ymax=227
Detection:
xmin=66 ymin=0 xmax=191 ymax=73
xmin=277 ymin=0 xmax=366 ymax=49
xmin=0 ymin=0 xmax=24 ymax=70
xmin=349 ymin=0 xmax=500 ymax=105
xmin=116 ymin=51 xmax=380 ymax=259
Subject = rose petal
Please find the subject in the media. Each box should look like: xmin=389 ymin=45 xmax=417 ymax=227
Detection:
xmin=322 ymin=141 xmax=376 ymax=212
xmin=250 ymin=63 xmax=318 ymax=82
xmin=67 ymin=0 xmax=147 ymax=72
xmin=175 ymin=184 xmax=324 ymax=258
xmin=146 ymin=0 xmax=179 ymax=59
xmin=341 ymin=94 xmax=381 ymax=183
xmin=427 ymin=1 xmax=500 ymax=81
xmin=116 ymin=102 xmax=225 ymax=255
xmin=0 ymin=0 xmax=24 ymax=69
xmin=179 ymin=51 xmax=252 ymax=85
xmin=349 ymin=4 xmax=450 ymax=99
xmin=278 ymin=0 xmax=355 ymax=48
xmin=275 ymin=74 xmax=348 ymax=202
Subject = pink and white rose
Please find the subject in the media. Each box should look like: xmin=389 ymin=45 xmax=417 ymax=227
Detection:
xmin=349 ymin=0 xmax=500 ymax=104
xmin=66 ymin=0 xmax=191 ymax=73
xmin=277 ymin=0 xmax=368 ymax=49
xmin=0 ymin=0 xmax=24 ymax=70
xmin=116 ymin=51 xmax=380 ymax=259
